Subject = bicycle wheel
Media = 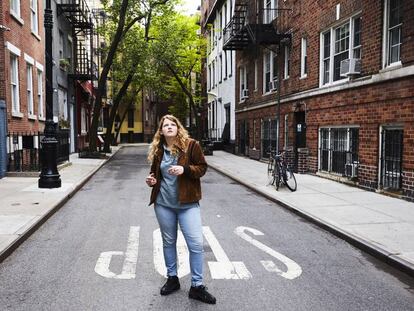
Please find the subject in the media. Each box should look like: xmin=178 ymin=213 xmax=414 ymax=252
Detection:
xmin=283 ymin=167 xmax=297 ymax=192
xmin=275 ymin=163 xmax=281 ymax=190
xmin=267 ymin=157 xmax=275 ymax=185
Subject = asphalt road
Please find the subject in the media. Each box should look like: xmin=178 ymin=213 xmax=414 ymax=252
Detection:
xmin=0 ymin=146 xmax=413 ymax=311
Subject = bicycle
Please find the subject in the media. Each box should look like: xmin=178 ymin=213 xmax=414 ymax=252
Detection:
xmin=267 ymin=149 xmax=297 ymax=192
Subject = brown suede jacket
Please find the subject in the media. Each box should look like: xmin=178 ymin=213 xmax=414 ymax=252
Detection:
xmin=149 ymin=138 xmax=207 ymax=206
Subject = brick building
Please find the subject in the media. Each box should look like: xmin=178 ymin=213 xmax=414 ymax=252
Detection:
xmin=1 ymin=0 xmax=46 ymax=175
xmin=215 ymin=0 xmax=414 ymax=201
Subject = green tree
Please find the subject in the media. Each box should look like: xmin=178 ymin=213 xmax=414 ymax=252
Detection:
xmin=88 ymin=0 xmax=174 ymax=152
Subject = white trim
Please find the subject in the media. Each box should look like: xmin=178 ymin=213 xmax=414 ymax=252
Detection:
xmin=10 ymin=11 xmax=24 ymax=25
xmin=236 ymin=64 xmax=414 ymax=113
xmin=12 ymin=111 xmax=24 ymax=118
xmin=35 ymin=62 xmax=44 ymax=71
xmin=31 ymin=31 xmax=41 ymax=41
xmin=6 ymin=42 xmax=21 ymax=56
xmin=300 ymin=38 xmax=307 ymax=78
xmin=28 ymin=114 xmax=37 ymax=120
xmin=24 ymin=53 xmax=35 ymax=65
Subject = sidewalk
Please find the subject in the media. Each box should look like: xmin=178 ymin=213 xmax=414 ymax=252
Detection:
xmin=207 ymin=151 xmax=414 ymax=277
xmin=0 ymin=146 xmax=122 ymax=262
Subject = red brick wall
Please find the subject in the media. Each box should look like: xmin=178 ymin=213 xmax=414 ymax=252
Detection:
xmin=3 ymin=0 xmax=45 ymax=133
xmin=0 ymin=0 xmax=5 ymax=101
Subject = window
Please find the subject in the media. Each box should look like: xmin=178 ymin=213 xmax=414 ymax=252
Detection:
xmin=240 ymin=66 xmax=248 ymax=99
xmin=212 ymin=61 xmax=216 ymax=88
xmin=301 ymin=38 xmax=307 ymax=78
xmin=10 ymin=0 xmax=21 ymax=17
xmin=37 ymin=70 xmax=44 ymax=119
xmin=59 ymin=31 xmax=64 ymax=61
xmin=254 ymin=60 xmax=258 ymax=90
xmin=145 ymin=109 xmax=149 ymax=122
xmin=27 ymin=64 xmax=34 ymax=116
xmin=261 ymin=119 xmax=278 ymax=158
xmin=224 ymin=4 xmax=227 ymax=28
xmin=263 ymin=51 xmax=277 ymax=93
xmin=30 ymin=0 xmax=38 ymax=34
xmin=319 ymin=127 xmax=359 ymax=175
xmin=224 ymin=51 xmax=228 ymax=78
xmin=384 ymin=0 xmax=402 ymax=66
xmin=229 ymin=51 xmax=233 ymax=76
xmin=10 ymin=54 xmax=20 ymax=113
xmin=208 ymin=64 xmax=211 ymax=90
xmin=321 ymin=15 xmax=362 ymax=85
xmin=284 ymin=45 xmax=290 ymax=79
xmin=263 ymin=0 xmax=278 ymax=23
xmin=219 ymin=10 xmax=222 ymax=39
xmin=219 ymin=54 xmax=223 ymax=83
xmin=58 ymin=88 xmax=68 ymax=121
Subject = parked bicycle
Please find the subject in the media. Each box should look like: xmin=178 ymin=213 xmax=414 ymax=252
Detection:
xmin=267 ymin=149 xmax=297 ymax=192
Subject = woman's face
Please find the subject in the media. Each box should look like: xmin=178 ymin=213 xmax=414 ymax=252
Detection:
xmin=161 ymin=118 xmax=178 ymax=138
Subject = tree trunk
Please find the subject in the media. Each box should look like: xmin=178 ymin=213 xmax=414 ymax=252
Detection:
xmin=103 ymin=72 xmax=135 ymax=152
xmin=114 ymin=99 xmax=134 ymax=144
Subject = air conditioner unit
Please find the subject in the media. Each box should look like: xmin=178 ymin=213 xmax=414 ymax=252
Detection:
xmin=241 ymin=89 xmax=249 ymax=99
xmin=345 ymin=161 xmax=359 ymax=178
xmin=340 ymin=58 xmax=362 ymax=77
xmin=269 ymin=80 xmax=277 ymax=91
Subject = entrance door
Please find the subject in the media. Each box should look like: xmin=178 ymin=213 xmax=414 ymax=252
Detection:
xmin=294 ymin=111 xmax=306 ymax=171
xmin=70 ymin=103 xmax=75 ymax=153
xmin=380 ymin=128 xmax=403 ymax=191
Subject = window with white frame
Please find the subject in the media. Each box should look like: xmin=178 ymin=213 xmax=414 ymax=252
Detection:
xmin=219 ymin=54 xmax=223 ymax=83
xmin=321 ymin=15 xmax=362 ymax=85
xmin=284 ymin=45 xmax=290 ymax=79
xmin=27 ymin=64 xmax=34 ymax=116
xmin=224 ymin=51 xmax=228 ymax=78
xmin=10 ymin=0 xmax=21 ymax=17
xmin=37 ymin=70 xmax=44 ymax=119
xmin=263 ymin=50 xmax=277 ymax=93
xmin=229 ymin=51 xmax=233 ymax=76
xmin=254 ymin=60 xmax=258 ymax=90
xmin=384 ymin=0 xmax=402 ymax=66
xmin=301 ymin=38 xmax=307 ymax=78
xmin=30 ymin=0 xmax=38 ymax=34
xmin=219 ymin=10 xmax=222 ymax=39
xmin=208 ymin=64 xmax=211 ymax=90
xmin=212 ymin=61 xmax=216 ymax=88
xmin=10 ymin=54 xmax=20 ymax=113
xmin=224 ymin=4 xmax=227 ymax=28
xmin=263 ymin=0 xmax=278 ymax=23
xmin=240 ymin=65 xmax=248 ymax=99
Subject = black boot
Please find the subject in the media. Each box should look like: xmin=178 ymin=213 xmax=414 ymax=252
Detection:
xmin=189 ymin=285 xmax=216 ymax=304
xmin=160 ymin=276 xmax=180 ymax=295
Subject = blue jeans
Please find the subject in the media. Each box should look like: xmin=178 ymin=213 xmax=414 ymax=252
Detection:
xmin=154 ymin=204 xmax=203 ymax=287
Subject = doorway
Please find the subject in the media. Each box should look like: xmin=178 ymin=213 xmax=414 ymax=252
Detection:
xmin=294 ymin=111 xmax=306 ymax=171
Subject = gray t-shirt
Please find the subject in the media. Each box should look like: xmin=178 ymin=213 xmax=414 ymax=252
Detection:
xmin=155 ymin=145 xmax=199 ymax=209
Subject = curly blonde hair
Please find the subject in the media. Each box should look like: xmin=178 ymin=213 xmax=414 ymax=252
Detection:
xmin=147 ymin=114 xmax=189 ymax=163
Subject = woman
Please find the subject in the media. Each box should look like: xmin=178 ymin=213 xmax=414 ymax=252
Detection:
xmin=146 ymin=114 xmax=216 ymax=305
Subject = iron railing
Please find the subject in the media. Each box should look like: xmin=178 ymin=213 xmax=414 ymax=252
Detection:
xmin=7 ymin=130 xmax=70 ymax=172
xmin=380 ymin=128 xmax=403 ymax=190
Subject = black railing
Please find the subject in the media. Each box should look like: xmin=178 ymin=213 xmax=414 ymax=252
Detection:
xmin=380 ymin=128 xmax=403 ymax=190
xmin=319 ymin=128 xmax=359 ymax=176
xmin=7 ymin=130 xmax=70 ymax=172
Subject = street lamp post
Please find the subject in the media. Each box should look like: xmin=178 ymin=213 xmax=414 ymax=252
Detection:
xmin=38 ymin=0 xmax=61 ymax=188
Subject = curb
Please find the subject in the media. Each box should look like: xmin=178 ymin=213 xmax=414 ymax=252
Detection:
xmin=0 ymin=147 xmax=123 ymax=263
xmin=208 ymin=163 xmax=414 ymax=278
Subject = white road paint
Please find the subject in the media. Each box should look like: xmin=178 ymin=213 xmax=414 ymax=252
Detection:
xmin=203 ymin=227 xmax=252 ymax=279
xmin=153 ymin=228 xmax=190 ymax=278
xmin=235 ymin=226 xmax=302 ymax=280
xmin=94 ymin=226 xmax=140 ymax=279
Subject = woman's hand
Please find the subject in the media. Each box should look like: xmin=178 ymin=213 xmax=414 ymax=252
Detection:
xmin=167 ymin=165 xmax=184 ymax=176
xmin=146 ymin=173 xmax=157 ymax=187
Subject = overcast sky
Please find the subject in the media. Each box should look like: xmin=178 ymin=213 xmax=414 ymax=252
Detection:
xmin=178 ymin=0 xmax=199 ymax=15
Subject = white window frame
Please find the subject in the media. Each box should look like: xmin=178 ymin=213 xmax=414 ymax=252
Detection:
xmin=263 ymin=51 xmax=277 ymax=94
xmin=319 ymin=14 xmax=362 ymax=86
xmin=219 ymin=53 xmax=223 ymax=83
xmin=263 ymin=0 xmax=278 ymax=24
xmin=284 ymin=45 xmax=290 ymax=79
xmin=382 ymin=0 xmax=403 ymax=68
xmin=10 ymin=0 xmax=22 ymax=21
xmin=254 ymin=60 xmax=258 ymax=91
xmin=30 ymin=0 xmax=39 ymax=34
xmin=10 ymin=54 xmax=21 ymax=116
xmin=37 ymin=68 xmax=44 ymax=120
xmin=300 ymin=38 xmax=307 ymax=78
xmin=27 ymin=63 xmax=34 ymax=117
xmin=240 ymin=65 xmax=248 ymax=100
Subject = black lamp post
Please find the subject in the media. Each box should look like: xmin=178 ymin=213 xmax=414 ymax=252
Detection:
xmin=38 ymin=0 xmax=61 ymax=188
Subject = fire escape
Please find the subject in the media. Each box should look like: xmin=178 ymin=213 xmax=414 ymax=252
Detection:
xmin=57 ymin=0 xmax=96 ymax=81
xmin=223 ymin=1 xmax=291 ymax=51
